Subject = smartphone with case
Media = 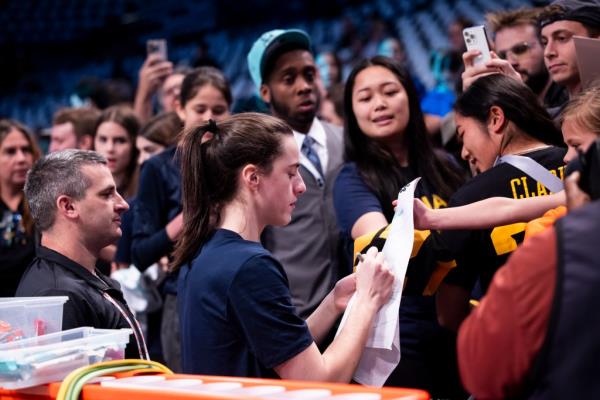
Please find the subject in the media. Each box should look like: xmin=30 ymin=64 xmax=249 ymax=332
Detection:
xmin=146 ymin=39 xmax=167 ymax=61
xmin=463 ymin=25 xmax=491 ymax=66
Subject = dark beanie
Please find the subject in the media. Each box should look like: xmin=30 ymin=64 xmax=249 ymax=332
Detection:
xmin=539 ymin=0 xmax=600 ymax=29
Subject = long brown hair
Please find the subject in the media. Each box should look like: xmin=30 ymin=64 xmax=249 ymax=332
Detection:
xmin=0 ymin=119 xmax=41 ymax=235
xmin=171 ymin=112 xmax=292 ymax=271
xmin=94 ymin=105 xmax=141 ymax=198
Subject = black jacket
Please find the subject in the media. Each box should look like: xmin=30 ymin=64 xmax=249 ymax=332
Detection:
xmin=16 ymin=246 xmax=148 ymax=359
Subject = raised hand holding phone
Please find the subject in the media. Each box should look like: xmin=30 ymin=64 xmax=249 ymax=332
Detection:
xmin=463 ymin=26 xmax=491 ymax=66
xmin=146 ymin=39 xmax=168 ymax=61
xmin=461 ymin=26 xmax=522 ymax=91
xmin=134 ymin=39 xmax=173 ymax=121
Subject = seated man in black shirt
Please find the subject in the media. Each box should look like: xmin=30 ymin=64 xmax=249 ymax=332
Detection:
xmin=17 ymin=149 xmax=148 ymax=359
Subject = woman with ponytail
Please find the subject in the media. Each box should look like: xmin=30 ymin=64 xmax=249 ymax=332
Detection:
xmin=174 ymin=113 xmax=395 ymax=381
xmin=131 ymin=66 xmax=232 ymax=371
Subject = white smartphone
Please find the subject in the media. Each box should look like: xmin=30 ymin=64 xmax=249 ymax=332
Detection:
xmin=463 ymin=25 xmax=491 ymax=66
xmin=146 ymin=39 xmax=167 ymax=61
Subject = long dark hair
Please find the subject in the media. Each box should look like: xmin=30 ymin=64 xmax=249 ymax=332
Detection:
xmin=94 ymin=105 xmax=141 ymax=198
xmin=454 ymin=74 xmax=563 ymax=147
xmin=344 ymin=56 xmax=465 ymax=219
xmin=171 ymin=112 xmax=292 ymax=271
xmin=179 ymin=66 xmax=232 ymax=108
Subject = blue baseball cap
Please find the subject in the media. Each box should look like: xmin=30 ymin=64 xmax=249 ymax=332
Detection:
xmin=247 ymin=29 xmax=311 ymax=88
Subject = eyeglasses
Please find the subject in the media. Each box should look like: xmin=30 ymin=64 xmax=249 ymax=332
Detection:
xmin=497 ymin=42 xmax=535 ymax=60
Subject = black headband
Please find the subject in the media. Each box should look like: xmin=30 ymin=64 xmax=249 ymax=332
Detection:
xmin=540 ymin=0 xmax=600 ymax=29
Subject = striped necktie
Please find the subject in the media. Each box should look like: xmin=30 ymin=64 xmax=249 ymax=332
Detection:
xmin=301 ymin=135 xmax=324 ymax=178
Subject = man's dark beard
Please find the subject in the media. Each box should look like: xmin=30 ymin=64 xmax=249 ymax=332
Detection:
xmin=269 ymin=92 xmax=319 ymax=133
xmin=525 ymin=67 xmax=550 ymax=96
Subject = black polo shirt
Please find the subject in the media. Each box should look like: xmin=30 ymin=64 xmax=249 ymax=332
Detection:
xmin=16 ymin=246 xmax=148 ymax=359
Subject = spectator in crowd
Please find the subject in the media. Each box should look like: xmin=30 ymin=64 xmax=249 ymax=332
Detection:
xmin=134 ymin=52 xmax=192 ymax=123
xmin=318 ymin=82 xmax=344 ymax=127
xmin=175 ymin=113 xmax=394 ymax=380
xmin=136 ymin=112 xmax=181 ymax=165
xmin=413 ymin=84 xmax=600 ymax=233
xmin=17 ymin=150 xmax=147 ymax=360
xmin=377 ymin=37 xmax=426 ymax=99
xmin=487 ymin=8 xmax=569 ymax=115
xmin=248 ymin=29 xmax=345 ymax=318
xmin=0 ymin=119 xmax=40 ymax=297
xmin=333 ymin=56 xmax=466 ymax=397
xmin=316 ymin=51 xmax=344 ymax=127
xmin=49 ymin=107 xmax=99 ymax=153
xmin=539 ymin=0 xmax=600 ymax=98
xmin=316 ymin=51 xmax=342 ymax=90
xmin=132 ymin=66 xmax=232 ymax=372
xmin=462 ymin=0 xmax=600 ymax=105
xmin=434 ymin=74 xmax=566 ymax=332
xmin=93 ymin=106 xmax=140 ymax=200
xmin=377 ymin=37 xmax=406 ymax=64
xmin=91 ymin=106 xmax=140 ymax=274
xmin=161 ymin=68 xmax=192 ymax=113
xmin=457 ymin=135 xmax=600 ymax=397
xmin=134 ymin=54 xmax=172 ymax=122
xmin=115 ymin=111 xmax=181 ymax=270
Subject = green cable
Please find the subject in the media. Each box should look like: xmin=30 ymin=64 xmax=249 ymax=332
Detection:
xmin=65 ymin=364 xmax=158 ymax=400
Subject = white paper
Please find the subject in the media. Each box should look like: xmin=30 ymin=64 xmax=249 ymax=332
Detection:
xmin=336 ymin=178 xmax=420 ymax=387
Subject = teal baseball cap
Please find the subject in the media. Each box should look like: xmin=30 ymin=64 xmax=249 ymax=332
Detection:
xmin=247 ymin=29 xmax=311 ymax=88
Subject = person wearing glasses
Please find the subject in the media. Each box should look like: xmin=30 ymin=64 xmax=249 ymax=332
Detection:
xmin=462 ymin=1 xmax=600 ymax=120
xmin=486 ymin=8 xmax=568 ymax=115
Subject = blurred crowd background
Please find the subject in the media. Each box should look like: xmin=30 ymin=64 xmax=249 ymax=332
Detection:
xmin=0 ymin=0 xmax=541 ymax=144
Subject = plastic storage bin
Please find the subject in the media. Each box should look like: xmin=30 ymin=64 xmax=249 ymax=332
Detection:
xmin=0 ymin=297 xmax=68 ymax=342
xmin=0 ymin=327 xmax=131 ymax=389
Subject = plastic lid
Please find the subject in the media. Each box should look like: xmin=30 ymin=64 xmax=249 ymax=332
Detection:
xmin=0 ymin=297 xmax=69 ymax=308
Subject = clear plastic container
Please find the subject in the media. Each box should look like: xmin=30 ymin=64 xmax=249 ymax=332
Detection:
xmin=0 ymin=327 xmax=131 ymax=389
xmin=0 ymin=297 xmax=69 ymax=342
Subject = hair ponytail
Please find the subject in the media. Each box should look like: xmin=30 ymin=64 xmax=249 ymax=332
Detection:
xmin=171 ymin=113 xmax=292 ymax=271
xmin=171 ymin=121 xmax=219 ymax=271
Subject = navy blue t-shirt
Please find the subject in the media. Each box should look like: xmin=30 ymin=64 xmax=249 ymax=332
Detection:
xmin=178 ymin=229 xmax=314 ymax=378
